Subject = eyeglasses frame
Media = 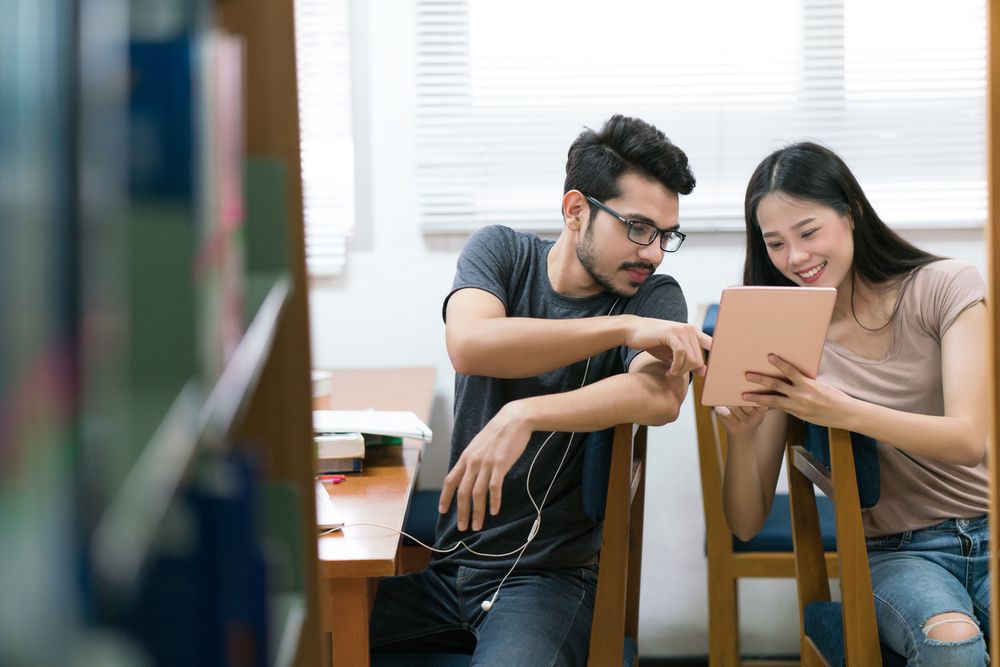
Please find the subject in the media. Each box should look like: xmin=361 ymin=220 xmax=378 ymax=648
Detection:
xmin=583 ymin=194 xmax=686 ymax=253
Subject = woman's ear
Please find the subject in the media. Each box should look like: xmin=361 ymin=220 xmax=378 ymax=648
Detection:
xmin=563 ymin=190 xmax=587 ymax=231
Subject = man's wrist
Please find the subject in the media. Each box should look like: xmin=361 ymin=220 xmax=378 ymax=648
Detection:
xmin=615 ymin=313 xmax=638 ymax=347
xmin=503 ymin=398 xmax=539 ymax=431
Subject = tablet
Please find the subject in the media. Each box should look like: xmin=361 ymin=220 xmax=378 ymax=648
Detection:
xmin=700 ymin=286 xmax=837 ymax=407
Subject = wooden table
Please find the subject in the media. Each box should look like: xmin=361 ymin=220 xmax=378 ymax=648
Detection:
xmin=314 ymin=367 xmax=435 ymax=667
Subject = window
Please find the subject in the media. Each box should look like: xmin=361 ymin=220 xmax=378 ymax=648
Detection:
xmin=295 ymin=0 xmax=355 ymax=276
xmin=415 ymin=0 xmax=986 ymax=234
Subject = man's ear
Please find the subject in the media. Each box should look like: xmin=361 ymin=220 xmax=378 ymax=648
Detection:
xmin=563 ymin=190 xmax=587 ymax=231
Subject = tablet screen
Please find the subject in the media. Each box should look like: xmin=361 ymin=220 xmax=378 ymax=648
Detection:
xmin=700 ymin=286 xmax=836 ymax=406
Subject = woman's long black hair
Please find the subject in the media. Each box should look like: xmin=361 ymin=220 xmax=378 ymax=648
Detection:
xmin=743 ymin=142 xmax=940 ymax=287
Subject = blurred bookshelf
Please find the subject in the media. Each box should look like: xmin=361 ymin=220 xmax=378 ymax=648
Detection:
xmin=0 ymin=0 xmax=319 ymax=665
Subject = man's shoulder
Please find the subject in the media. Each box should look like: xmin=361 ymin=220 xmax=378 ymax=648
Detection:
xmin=466 ymin=224 xmax=546 ymax=256
xmin=470 ymin=224 xmax=538 ymax=243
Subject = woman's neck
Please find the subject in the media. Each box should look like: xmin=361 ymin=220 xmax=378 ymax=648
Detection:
xmin=833 ymin=271 xmax=900 ymax=330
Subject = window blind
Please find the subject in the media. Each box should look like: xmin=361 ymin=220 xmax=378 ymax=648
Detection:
xmin=415 ymin=0 xmax=986 ymax=234
xmin=295 ymin=0 xmax=354 ymax=275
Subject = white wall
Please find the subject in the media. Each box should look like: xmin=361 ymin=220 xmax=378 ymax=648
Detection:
xmin=309 ymin=1 xmax=988 ymax=656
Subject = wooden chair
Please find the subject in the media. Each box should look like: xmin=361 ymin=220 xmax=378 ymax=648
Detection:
xmin=693 ymin=304 xmax=837 ymax=666
xmin=784 ymin=418 xmax=905 ymax=667
xmin=372 ymin=422 xmax=647 ymax=667
xmin=588 ymin=422 xmax=647 ymax=666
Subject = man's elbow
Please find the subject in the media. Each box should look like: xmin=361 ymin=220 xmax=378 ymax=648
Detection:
xmin=638 ymin=373 xmax=686 ymax=426
xmin=645 ymin=399 xmax=681 ymax=426
xmin=447 ymin=344 xmax=476 ymax=376
xmin=649 ymin=402 xmax=681 ymax=426
xmin=446 ymin=330 xmax=485 ymax=376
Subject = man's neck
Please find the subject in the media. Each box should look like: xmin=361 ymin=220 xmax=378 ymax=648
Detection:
xmin=547 ymin=232 xmax=603 ymax=298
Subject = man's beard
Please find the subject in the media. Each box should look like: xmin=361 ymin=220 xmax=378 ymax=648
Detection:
xmin=575 ymin=225 xmax=654 ymax=299
xmin=576 ymin=227 xmax=632 ymax=299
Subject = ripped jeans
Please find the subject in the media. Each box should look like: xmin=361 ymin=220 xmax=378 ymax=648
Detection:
xmin=867 ymin=515 xmax=990 ymax=666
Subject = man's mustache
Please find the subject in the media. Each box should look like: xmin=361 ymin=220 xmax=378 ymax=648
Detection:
xmin=619 ymin=261 xmax=655 ymax=273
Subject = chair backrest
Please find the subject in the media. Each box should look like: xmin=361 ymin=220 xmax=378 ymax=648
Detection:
xmin=691 ymin=304 xmax=736 ymax=567
xmin=692 ymin=369 xmax=735 ymax=561
xmin=587 ymin=422 xmax=647 ymax=667
xmin=786 ymin=418 xmax=881 ymax=666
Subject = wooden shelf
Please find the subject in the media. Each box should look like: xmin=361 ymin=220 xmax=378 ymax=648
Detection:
xmin=91 ymin=382 xmax=202 ymax=597
xmin=91 ymin=275 xmax=291 ymax=596
xmin=200 ymin=275 xmax=290 ymax=448
xmin=270 ymin=592 xmax=306 ymax=667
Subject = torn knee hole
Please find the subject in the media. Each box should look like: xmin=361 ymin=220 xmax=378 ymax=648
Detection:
xmin=922 ymin=613 xmax=980 ymax=642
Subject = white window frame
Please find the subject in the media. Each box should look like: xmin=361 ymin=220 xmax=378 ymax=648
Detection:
xmin=413 ymin=0 xmax=987 ymax=236
xmin=295 ymin=0 xmax=356 ymax=276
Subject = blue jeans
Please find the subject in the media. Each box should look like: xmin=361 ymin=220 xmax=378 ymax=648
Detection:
xmin=369 ymin=563 xmax=597 ymax=666
xmin=867 ymin=515 xmax=990 ymax=666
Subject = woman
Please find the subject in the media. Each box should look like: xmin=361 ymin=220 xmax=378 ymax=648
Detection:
xmin=719 ymin=142 xmax=989 ymax=665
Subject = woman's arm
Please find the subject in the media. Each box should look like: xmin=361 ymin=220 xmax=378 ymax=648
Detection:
xmin=745 ymin=302 xmax=988 ymax=466
xmin=719 ymin=408 xmax=789 ymax=540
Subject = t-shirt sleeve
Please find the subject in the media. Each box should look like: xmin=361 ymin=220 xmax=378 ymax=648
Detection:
xmin=927 ymin=261 xmax=986 ymax=338
xmin=442 ymin=225 xmax=515 ymax=322
xmin=621 ymin=275 xmax=689 ymax=369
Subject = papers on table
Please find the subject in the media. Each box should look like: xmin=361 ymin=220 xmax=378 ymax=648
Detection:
xmin=313 ymin=409 xmax=432 ymax=442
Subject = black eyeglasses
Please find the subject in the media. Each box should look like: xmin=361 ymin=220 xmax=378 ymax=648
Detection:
xmin=584 ymin=195 xmax=686 ymax=253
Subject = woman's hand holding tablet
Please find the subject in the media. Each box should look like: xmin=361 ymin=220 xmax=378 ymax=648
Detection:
xmin=700 ymin=286 xmax=837 ymax=407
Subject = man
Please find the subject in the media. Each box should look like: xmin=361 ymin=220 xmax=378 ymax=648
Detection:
xmin=370 ymin=115 xmax=710 ymax=665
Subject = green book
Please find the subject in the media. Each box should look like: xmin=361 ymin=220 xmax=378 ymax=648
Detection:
xmin=363 ymin=433 xmax=403 ymax=446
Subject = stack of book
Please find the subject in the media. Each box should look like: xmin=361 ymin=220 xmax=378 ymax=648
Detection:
xmin=314 ymin=432 xmax=365 ymax=473
xmin=312 ymin=409 xmax=432 ymax=475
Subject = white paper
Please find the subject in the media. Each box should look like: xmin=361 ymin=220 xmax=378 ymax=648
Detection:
xmin=312 ymin=409 xmax=432 ymax=442
xmin=315 ymin=481 xmax=345 ymax=530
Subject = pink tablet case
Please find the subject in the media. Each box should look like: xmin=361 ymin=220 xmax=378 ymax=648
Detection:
xmin=700 ymin=286 xmax=837 ymax=406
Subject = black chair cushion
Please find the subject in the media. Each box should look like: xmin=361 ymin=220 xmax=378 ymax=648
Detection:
xmin=371 ymin=653 xmax=472 ymax=667
xmin=581 ymin=427 xmax=615 ymax=522
xmin=732 ymin=492 xmax=837 ymax=552
xmin=703 ymin=303 xmax=719 ymax=335
xmin=803 ymin=423 xmax=881 ymax=509
xmin=403 ymin=489 xmax=441 ymax=546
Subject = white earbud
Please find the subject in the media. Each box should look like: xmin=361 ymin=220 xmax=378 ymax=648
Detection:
xmin=481 ymin=587 xmax=500 ymax=612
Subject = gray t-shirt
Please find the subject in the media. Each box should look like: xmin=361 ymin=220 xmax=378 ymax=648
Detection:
xmin=435 ymin=224 xmax=687 ymax=570
xmin=817 ymin=259 xmax=988 ymax=537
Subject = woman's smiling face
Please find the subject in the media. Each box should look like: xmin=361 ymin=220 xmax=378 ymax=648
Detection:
xmin=756 ymin=192 xmax=855 ymax=289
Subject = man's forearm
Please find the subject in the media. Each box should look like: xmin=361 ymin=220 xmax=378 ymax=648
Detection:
xmin=506 ymin=363 xmax=686 ymax=433
xmin=448 ymin=315 xmax=635 ymax=378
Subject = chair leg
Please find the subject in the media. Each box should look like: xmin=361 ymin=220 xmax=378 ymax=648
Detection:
xmin=707 ymin=568 xmax=740 ymax=666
